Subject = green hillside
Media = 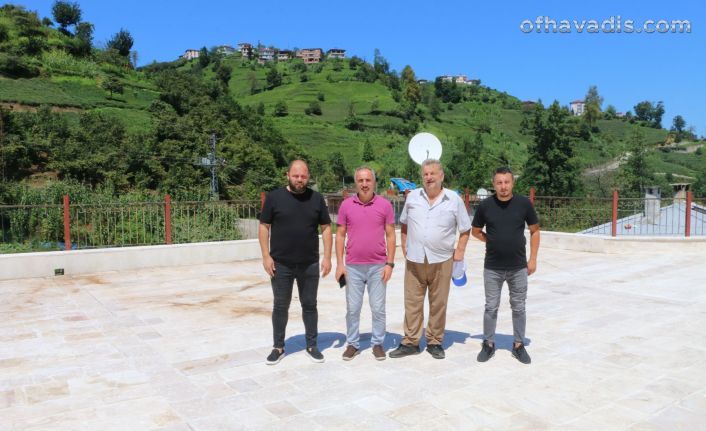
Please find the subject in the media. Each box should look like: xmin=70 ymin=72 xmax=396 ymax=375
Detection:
xmin=1 ymin=2 xmax=703 ymax=202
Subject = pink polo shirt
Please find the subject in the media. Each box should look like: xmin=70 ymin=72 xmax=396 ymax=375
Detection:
xmin=338 ymin=194 xmax=395 ymax=265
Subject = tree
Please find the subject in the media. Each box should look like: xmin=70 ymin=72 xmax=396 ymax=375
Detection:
xmin=273 ymin=101 xmax=288 ymax=117
xmin=584 ymin=85 xmax=603 ymax=110
xmin=101 ymin=76 xmax=123 ymax=98
xmin=266 ymin=66 xmax=282 ymax=89
xmin=373 ymin=48 xmax=389 ymax=76
xmin=633 ymin=100 xmax=664 ymax=128
xmin=618 ymin=127 xmax=654 ymax=196
xmin=107 ymin=28 xmax=134 ymax=57
xmin=521 ymin=101 xmax=581 ymax=196
xmin=328 ymin=151 xmax=347 ymax=183
xmin=305 ymin=101 xmax=322 ymax=116
xmin=198 ymin=47 xmax=209 ymax=67
xmin=401 ymin=65 xmax=421 ymax=106
xmin=583 ymin=85 xmax=603 ymax=129
xmin=672 ymin=115 xmax=686 ymax=133
xmin=604 ymin=105 xmax=617 ymax=120
xmin=215 ymin=63 xmax=231 ymax=88
xmin=51 ymin=1 xmax=81 ymax=34
xmin=72 ymin=21 xmax=93 ymax=57
xmin=361 ymin=140 xmax=374 ymax=162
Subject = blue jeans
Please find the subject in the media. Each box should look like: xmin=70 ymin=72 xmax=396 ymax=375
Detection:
xmin=271 ymin=261 xmax=319 ymax=349
xmin=483 ymin=268 xmax=528 ymax=345
xmin=345 ymin=264 xmax=386 ymax=349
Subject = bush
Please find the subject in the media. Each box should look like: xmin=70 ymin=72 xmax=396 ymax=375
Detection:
xmin=317 ymin=91 xmax=325 ymax=101
xmin=304 ymin=101 xmax=322 ymax=115
xmin=0 ymin=53 xmax=40 ymax=78
xmin=273 ymin=100 xmax=288 ymax=117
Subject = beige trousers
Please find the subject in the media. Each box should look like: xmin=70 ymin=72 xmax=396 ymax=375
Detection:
xmin=402 ymin=257 xmax=453 ymax=346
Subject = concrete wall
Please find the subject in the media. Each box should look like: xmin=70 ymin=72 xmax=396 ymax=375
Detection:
xmin=2 ymin=231 xmax=704 ymax=281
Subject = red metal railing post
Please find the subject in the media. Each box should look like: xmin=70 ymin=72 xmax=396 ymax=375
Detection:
xmin=529 ymin=187 xmax=536 ymax=206
xmin=63 ymin=194 xmax=71 ymax=251
xmin=610 ymin=190 xmax=618 ymax=236
xmin=685 ymin=191 xmax=692 ymax=237
xmin=164 ymin=194 xmax=172 ymax=245
xmin=464 ymin=187 xmax=470 ymax=210
xmin=260 ymin=191 xmax=266 ymax=211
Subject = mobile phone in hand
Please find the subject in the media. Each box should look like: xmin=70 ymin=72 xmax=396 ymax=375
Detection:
xmin=338 ymin=274 xmax=346 ymax=288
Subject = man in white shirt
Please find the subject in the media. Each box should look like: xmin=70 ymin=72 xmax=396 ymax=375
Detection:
xmin=389 ymin=159 xmax=471 ymax=359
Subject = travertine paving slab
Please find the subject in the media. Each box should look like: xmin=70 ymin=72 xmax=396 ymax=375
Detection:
xmin=1 ymin=241 xmax=705 ymax=430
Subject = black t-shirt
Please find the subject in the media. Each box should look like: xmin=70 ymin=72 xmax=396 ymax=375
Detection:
xmin=471 ymin=194 xmax=539 ymax=270
xmin=260 ymin=187 xmax=331 ymax=265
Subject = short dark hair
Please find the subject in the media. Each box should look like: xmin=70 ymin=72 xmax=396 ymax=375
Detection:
xmin=494 ymin=166 xmax=513 ymax=176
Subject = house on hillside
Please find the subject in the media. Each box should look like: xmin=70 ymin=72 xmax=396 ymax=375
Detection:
xmin=297 ymin=48 xmax=323 ymax=64
xmin=570 ymin=100 xmax=585 ymax=116
xmin=439 ymin=74 xmax=478 ymax=85
xmin=326 ymin=48 xmax=346 ymax=59
xmin=237 ymin=42 xmax=253 ymax=57
xmin=216 ymin=45 xmax=236 ymax=56
xmin=277 ymin=50 xmax=292 ymax=61
xmin=258 ymin=47 xmax=276 ymax=64
xmin=181 ymin=49 xmax=200 ymax=61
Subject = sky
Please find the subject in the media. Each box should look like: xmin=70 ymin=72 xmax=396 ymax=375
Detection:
xmin=19 ymin=0 xmax=706 ymax=137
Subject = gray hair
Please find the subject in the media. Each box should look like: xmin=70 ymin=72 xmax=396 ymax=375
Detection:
xmin=421 ymin=158 xmax=443 ymax=174
xmin=354 ymin=166 xmax=376 ymax=182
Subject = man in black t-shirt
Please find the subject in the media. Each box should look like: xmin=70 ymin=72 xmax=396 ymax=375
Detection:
xmin=471 ymin=167 xmax=540 ymax=364
xmin=259 ymin=160 xmax=333 ymax=365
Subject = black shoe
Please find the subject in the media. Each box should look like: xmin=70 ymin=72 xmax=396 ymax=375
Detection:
xmin=266 ymin=348 xmax=285 ymax=365
xmin=512 ymin=343 xmax=531 ymax=364
xmin=388 ymin=343 xmax=420 ymax=358
xmin=476 ymin=341 xmax=495 ymax=362
xmin=426 ymin=344 xmax=445 ymax=359
xmin=306 ymin=346 xmax=325 ymax=363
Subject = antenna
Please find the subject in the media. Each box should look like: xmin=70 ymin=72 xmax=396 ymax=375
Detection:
xmin=408 ymin=132 xmax=442 ymax=165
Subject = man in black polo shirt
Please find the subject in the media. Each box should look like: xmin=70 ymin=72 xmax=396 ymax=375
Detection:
xmin=471 ymin=167 xmax=540 ymax=364
xmin=259 ymin=160 xmax=333 ymax=365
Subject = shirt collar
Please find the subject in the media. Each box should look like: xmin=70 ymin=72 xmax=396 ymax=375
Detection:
xmin=352 ymin=193 xmax=377 ymax=206
xmin=420 ymin=187 xmax=450 ymax=203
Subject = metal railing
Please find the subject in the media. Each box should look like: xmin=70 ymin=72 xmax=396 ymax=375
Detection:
xmin=1 ymin=191 xmax=704 ymax=254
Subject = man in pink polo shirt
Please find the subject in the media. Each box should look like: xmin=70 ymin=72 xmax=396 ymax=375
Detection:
xmin=335 ymin=166 xmax=396 ymax=361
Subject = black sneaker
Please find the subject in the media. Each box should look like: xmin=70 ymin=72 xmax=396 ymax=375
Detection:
xmin=426 ymin=344 xmax=445 ymax=359
xmin=305 ymin=346 xmax=325 ymax=363
xmin=476 ymin=341 xmax=495 ymax=362
xmin=266 ymin=348 xmax=285 ymax=365
xmin=388 ymin=343 xmax=420 ymax=358
xmin=512 ymin=343 xmax=531 ymax=364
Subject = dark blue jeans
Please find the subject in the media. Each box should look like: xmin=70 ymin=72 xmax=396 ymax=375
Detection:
xmin=271 ymin=261 xmax=320 ymax=349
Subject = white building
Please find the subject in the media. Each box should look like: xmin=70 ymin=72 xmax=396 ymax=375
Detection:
xmin=570 ymin=100 xmax=585 ymax=116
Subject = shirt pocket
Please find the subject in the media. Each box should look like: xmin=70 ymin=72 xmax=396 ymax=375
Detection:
xmin=436 ymin=208 xmax=457 ymax=229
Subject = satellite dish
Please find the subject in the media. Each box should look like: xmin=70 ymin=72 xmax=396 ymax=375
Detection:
xmin=408 ymin=132 xmax=442 ymax=165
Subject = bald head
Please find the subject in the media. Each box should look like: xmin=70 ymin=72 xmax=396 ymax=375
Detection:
xmin=287 ymin=159 xmax=310 ymax=194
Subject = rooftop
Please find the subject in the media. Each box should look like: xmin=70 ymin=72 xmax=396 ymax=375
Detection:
xmin=2 ymin=238 xmax=706 ymax=430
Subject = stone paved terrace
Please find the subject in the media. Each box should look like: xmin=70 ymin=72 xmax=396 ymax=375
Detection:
xmin=2 ymin=239 xmax=706 ymax=430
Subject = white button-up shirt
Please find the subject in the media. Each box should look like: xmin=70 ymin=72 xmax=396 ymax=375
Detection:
xmin=400 ymin=188 xmax=472 ymax=264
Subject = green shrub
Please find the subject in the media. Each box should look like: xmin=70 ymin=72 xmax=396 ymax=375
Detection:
xmin=0 ymin=53 xmax=40 ymax=78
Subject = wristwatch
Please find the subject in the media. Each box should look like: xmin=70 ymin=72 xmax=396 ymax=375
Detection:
xmin=385 ymin=262 xmax=395 ymax=268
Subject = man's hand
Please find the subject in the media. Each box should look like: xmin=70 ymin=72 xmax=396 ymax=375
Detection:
xmin=453 ymin=249 xmax=465 ymax=262
xmin=527 ymin=258 xmax=537 ymax=276
xmin=321 ymin=258 xmax=332 ymax=277
xmin=262 ymin=255 xmax=275 ymax=277
xmin=335 ymin=265 xmax=347 ymax=284
xmin=382 ymin=264 xmax=393 ymax=283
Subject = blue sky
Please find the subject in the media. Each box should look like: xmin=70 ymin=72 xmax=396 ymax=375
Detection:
xmin=20 ymin=0 xmax=706 ymax=136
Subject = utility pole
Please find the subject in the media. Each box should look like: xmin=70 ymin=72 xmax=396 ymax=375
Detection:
xmin=196 ymin=133 xmax=225 ymax=200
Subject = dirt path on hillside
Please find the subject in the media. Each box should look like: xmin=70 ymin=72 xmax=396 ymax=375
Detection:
xmin=0 ymin=102 xmax=83 ymax=113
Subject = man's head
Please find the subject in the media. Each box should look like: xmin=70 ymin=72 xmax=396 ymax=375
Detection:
xmin=354 ymin=166 xmax=376 ymax=201
xmin=421 ymin=159 xmax=444 ymax=196
xmin=287 ymin=159 xmax=310 ymax=194
xmin=492 ymin=166 xmax=514 ymax=201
